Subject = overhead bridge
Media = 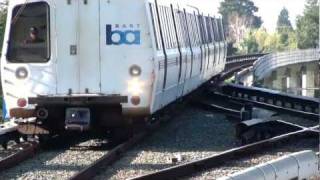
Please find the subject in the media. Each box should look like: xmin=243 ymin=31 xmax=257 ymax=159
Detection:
xmin=253 ymin=49 xmax=320 ymax=97
xmin=253 ymin=49 xmax=319 ymax=80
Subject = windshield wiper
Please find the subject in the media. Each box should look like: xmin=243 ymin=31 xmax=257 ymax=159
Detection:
xmin=12 ymin=0 xmax=29 ymax=25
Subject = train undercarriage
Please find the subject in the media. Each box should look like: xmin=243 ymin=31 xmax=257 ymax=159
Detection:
xmin=2 ymin=95 xmax=153 ymax=147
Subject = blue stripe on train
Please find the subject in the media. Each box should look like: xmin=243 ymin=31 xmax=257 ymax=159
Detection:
xmin=2 ymin=98 xmax=8 ymax=121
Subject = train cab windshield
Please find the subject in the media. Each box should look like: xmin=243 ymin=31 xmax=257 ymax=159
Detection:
xmin=7 ymin=2 xmax=50 ymax=63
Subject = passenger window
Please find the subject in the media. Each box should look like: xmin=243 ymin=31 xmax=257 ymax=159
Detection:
xmin=7 ymin=2 xmax=50 ymax=63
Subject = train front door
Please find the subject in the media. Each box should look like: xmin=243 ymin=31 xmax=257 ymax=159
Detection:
xmin=56 ymin=0 xmax=101 ymax=94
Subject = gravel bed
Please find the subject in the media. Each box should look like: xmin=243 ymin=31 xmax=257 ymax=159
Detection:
xmin=95 ymin=107 xmax=237 ymax=180
xmin=189 ymin=138 xmax=318 ymax=179
xmin=94 ymin=106 xmax=319 ymax=180
xmin=0 ymin=106 xmax=317 ymax=180
xmin=0 ymin=139 xmax=109 ymax=180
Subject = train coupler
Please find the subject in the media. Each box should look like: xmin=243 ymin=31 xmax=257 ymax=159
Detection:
xmin=65 ymin=108 xmax=91 ymax=131
xmin=15 ymin=118 xmax=50 ymax=136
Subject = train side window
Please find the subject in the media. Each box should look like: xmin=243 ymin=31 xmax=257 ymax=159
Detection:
xmin=217 ymin=19 xmax=224 ymax=42
xmin=159 ymin=6 xmax=168 ymax=50
xmin=219 ymin=19 xmax=226 ymax=41
xmin=210 ymin=18 xmax=216 ymax=42
xmin=206 ymin=17 xmax=212 ymax=43
xmin=177 ymin=11 xmax=186 ymax=48
xmin=197 ymin=15 xmax=204 ymax=45
xmin=194 ymin=13 xmax=202 ymax=46
xmin=149 ymin=3 xmax=162 ymax=50
xmin=190 ymin=13 xmax=198 ymax=46
xmin=7 ymin=2 xmax=50 ymax=63
xmin=180 ymin=11 xmax=189 ymax=48
xmin=213 ymin=19 xmax=221 ymax=42
xmin=202 ymin=16 xmax=208 ymax=44
xmin=163 ymin=7 xmax=171 ymax=49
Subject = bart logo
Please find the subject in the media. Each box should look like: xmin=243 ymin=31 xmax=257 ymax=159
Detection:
xmin=106 ymin=24 xmax=141 ymax=45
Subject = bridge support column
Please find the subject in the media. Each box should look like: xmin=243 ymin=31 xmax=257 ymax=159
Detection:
xmin=305 ymin=63 xmax=318 ymax=97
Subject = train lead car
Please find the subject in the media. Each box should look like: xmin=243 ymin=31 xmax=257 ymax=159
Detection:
xmin=1 ymin=0 xmax=227 ymax=136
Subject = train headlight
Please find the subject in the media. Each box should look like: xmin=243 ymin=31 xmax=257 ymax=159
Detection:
xmin=129 ymin=65 xmax=142 ymax=77
xmin=15 ymin=67 xmax=28 ymax=79
xmin=128 ymin=78 xmax=144 ymax=96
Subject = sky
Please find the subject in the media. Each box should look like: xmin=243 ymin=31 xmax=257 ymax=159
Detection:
xmin=182 ymin=0 xmax=306 ymax=32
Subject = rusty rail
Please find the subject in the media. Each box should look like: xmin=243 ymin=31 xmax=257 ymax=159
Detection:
xmin=0 ymin=141 xmax=39 ymax=172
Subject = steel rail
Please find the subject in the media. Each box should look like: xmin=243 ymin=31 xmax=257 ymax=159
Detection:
xmin=70 ymin=132 xmax=147 ymax=180
xmin=130 ymin=126 xmax=319 ymax=180
xmin=226 ymin=53 xmax=268 ymax=63
xmin=0 ymin=141 xmax=39 ymax=172
xmin=70 ymin=121 xmax=161 ymax=180
xmin=222 ymin=53 xmax=267 ymax=80
xmin=193 ymin=99 xmax=242 ymax=119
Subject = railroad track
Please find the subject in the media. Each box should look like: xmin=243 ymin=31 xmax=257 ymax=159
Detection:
xmin=70 ymin=132 xmax=148 ymax=180
xmin=129 ymin=125 xmax=319 ymax=180
xmin=0 ymin=141 xmax=39 ymax=172
xmin=125 ymin=80 xmax=320 ymax=179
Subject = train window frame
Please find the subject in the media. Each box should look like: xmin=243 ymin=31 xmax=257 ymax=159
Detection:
xmin=7 ymin=2 xmax=51 ymax=63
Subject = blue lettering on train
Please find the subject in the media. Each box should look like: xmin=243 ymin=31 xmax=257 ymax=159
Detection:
xmin=106 ymin=24 xmax=141 ymax=45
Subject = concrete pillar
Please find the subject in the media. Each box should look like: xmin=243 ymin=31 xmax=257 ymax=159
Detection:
xmin=281 ymin=68 xmax=291 ymax=92
xmin=300 ymin=66 xmax=307 ymax=96
xmin=289 ymin=64 xmax=299 ymax=94
xmin=306 ymin=63 xmax=316 ymax=97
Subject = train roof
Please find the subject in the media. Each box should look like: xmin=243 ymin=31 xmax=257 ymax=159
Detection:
xmin=9 ymin=0 xmax=222 ymax=18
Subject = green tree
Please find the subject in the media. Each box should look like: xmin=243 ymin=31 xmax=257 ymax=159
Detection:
xmin=276 ymin=8 xmax=294 ymax=50
xmin=296 ymin=0 xmax=319 ymax=49
xmin=239 ymin=30 xmax=259 ymax=54
xmin=277 ymin=8 xmax=293 ymax=32
xmin=238 ymin=28 xmax=298 ymax=54
xmin=219 ymin=0 xmax=262 ymax=44
xmin=0 ymin=1 xmax=8 ymax=51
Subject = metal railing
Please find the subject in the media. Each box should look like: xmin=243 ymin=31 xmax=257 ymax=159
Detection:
xmin=253 ymin=49 xmax=319 ymax=80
